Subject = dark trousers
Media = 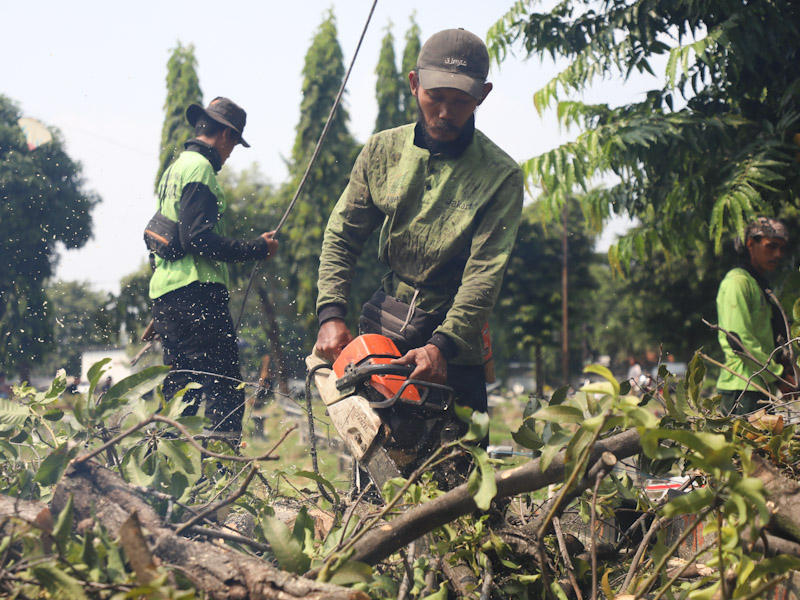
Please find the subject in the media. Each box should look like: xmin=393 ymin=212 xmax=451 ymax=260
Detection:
xmin=717 ymin=389 xmax=767 ymax=416
xmin=152 ymin=282 xmax=244 ymax=432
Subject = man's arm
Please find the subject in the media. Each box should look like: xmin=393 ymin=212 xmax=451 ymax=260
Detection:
xmin=432 ymin=168 xmax=524 ymax=359
xmin=179 ymin=182 xmax=276 ymax=261
xmin=315 ymin=142 xmax=385 ymax=360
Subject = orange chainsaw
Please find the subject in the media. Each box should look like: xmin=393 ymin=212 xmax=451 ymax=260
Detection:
xmin=307 ymin=334 xmax=457 ymax=493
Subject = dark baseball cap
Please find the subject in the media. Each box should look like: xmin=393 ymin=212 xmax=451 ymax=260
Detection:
xmin=417 ymin=28 xmax=490 ymax=99
xmin=186 ymin=96 xmax=250 ymax=147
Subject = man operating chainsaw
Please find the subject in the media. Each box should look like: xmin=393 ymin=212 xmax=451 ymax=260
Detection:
xmin=315 ymin=29 xmax=523 ymax=442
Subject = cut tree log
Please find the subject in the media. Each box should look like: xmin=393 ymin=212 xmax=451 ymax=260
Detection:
xmin=51 ymin=461 xmax=367 ymax=600
xmin=751 ymin=454 xmax=800 ymax=544
xmin=344 ymin=428 xmax=641 ymax=567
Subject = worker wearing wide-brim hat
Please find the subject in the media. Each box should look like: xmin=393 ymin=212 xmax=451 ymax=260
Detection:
xmin=148 ymin=97 xmax=278 ymax=440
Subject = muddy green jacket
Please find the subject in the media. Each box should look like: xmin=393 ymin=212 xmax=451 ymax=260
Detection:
xmin=316 ymin=123 xmax=524 ymax=366
xmin=716 ymin=267 xmax=783 ymax=391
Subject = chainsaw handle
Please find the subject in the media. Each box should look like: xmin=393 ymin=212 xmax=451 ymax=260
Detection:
xmin=335 ymin=362 xmax=414 ymax=390
xmin=367 ymin=378 xmax=453 ymax=412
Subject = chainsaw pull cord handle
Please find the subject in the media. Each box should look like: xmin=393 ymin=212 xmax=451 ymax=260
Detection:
xmin=233 ymin=0 xmax=380 ymax=334
xmin=398 ymin=288 xmax=420 ymax=334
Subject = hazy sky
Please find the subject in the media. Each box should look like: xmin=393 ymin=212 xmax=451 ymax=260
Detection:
xmin=2 ymin=1 xmax=642 ymax=293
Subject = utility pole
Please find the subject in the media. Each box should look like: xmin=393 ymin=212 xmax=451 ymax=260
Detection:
xmin=561 ymin=201 xmax=569 ymax=385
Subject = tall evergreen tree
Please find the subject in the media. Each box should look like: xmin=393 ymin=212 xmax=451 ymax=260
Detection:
xmin=154 ymin=42 xmax=202 ymax=192
xmin=374 ymin=24 xmax=403 ymax=132
xmin=0 ymin=95 xmax=99 ymax=380
xmin=283 ymin=11 xmax=360 ymax=335
xmin=400 ymin=14 xmax=421 ymax=124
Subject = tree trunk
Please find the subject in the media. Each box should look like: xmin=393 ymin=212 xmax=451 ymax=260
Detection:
xmin=752 ymin=454 xmax=800 ymax=543
xmin=51 ymin=461 xmax=367 ymax=600
xmin=344 ymin=429 xmax=642 ymax=567
xmin=535 ymin=342 xmax=543 ymax=396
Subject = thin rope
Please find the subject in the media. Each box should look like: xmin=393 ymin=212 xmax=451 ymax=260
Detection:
xmin=234 ymin=0 xmax=380 ymax=333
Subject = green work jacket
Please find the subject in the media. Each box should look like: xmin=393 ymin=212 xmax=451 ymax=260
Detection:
xmin=316 ymin=123 xmax=524 ymax=366
xmin=716 ymin=267 xmax=783 ymax=391
xmin=149 ymin=147 xmax=230 ymax=298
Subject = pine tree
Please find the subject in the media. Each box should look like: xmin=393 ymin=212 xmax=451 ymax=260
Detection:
xmin=400 ymin=14 xmax=421 ymax=124
xmin=283 ymin=11 xmax=360 ymax=335
xmin=155 ymin=42 xmax=202 ymax=192
xmin=374 ymin=24 xmax=403 ymax=132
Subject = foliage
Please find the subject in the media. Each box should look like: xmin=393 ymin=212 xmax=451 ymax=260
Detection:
xmin=588 ymin=237 xmax=730 ymax=365
xmin=41 ymin=281 xmax=118 ymax=376
xmin=0 ymin=95 xmax=99 ymax=378
xmin=374 ymin=24 xmax=404 ymax=133
xmin=3 ymin=346 xmax=800 ymax=598
xmin=155 ymin=42 xmax=202 ymax=193
xmin=493 ymin=198 xmax=598 ymax=383
xmin=400 ymin=13 xmax=421 ymax=124
xmin=218 ymin=165 xmax=307 ymax=384
xmin=114 ymin=261 xmax=153 ymax=342
xmin=487 ymin=0 xmax=800 ymax=264
xmin=281 ymin=11 xmax=362 ymax=336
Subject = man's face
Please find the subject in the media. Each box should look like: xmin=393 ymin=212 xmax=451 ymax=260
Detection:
xmin=217 ymin=128 xmax=241 ymax=165
xmin=747 ymin=235 xmax=786 ymax=274
xmin=409 ymin=71 xmax=491 ymax=142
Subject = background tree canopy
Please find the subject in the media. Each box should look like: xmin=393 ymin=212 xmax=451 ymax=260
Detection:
xmin=488 ymin=0 xmax=800 ymax=265
xmin=0 ymin=95 xmax=99 ymax=379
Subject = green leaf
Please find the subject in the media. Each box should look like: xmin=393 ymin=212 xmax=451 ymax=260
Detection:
xmin=420 ymin=582 xmax=449 ymax=600
xmin=0 ymin=397 xmax=31 ymax=427
xmin=540 ymin=430 xmax=572 ymax=472
xmin=467 ymin=447 xmax=497 ymax=511
xmin=31 ymin=564 xmax=87 ymax=600
xmin=533 ymin=405 xmax=584 ymax=423
xmin=550 ymin=386 xmax=569 ymax=406
xmin=42 ymin=408 xmax=64 ymax=422
xmin=662 ymin=487 xmax=714 ymax=518
xmin=52 ymin=494 xmax=74 ymax=547
xmin=512 ymin=418 xmax=543 ymax=450
xmin=584 ymin=364 xmax=620 ymax=396
xmin=87 ymin=358 xmax=111 ymax=399
xmin=169 ymin=470 xmax=191 ymax=504
xmin=121 ymin=445 xmax=155 ymax=487
xmin=261 ymin=516 xmax=311 ymax=574
xmin=81 ymin=528 xmax=97 ymax=567
xmin=102 ymin=366 xmax=170 ymax=406
xmin=750 ymin=555 xmax=800 ymax=579
xmin=327 ymin=560 xmax=374 ymax=585
xmin=44 ymin=369 xmax=68 ymax=401
xmin=292 ymin=506 xmax=314 ymax=549
xmin=293 ymin=470 xmax=340 ymax=506
xmin=454 ymin=404 xmax=489 ymax=441
xmin=158 ymin=439 xmax=195 ymax=475
xmin=35 ymin=443 xmax=79 ymax=486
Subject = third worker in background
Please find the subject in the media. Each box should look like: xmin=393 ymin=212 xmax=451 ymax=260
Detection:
xmin=314 ymin=28 xmax=524 ymax=435
xmin=716 ymin=217 xmax=794 ymax=415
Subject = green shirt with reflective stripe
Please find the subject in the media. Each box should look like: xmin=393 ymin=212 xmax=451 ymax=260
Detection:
xmin=716 ymin=267 xmax=783 ymax=391
xmin=317 ymin=124 xmax=524 ymax=365
xmin=149 ymin=150 xmax=230 ymax=299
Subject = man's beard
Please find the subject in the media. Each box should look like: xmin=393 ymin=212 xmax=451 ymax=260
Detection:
xmin=416 ymin=106 xmax=474 ymax=157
